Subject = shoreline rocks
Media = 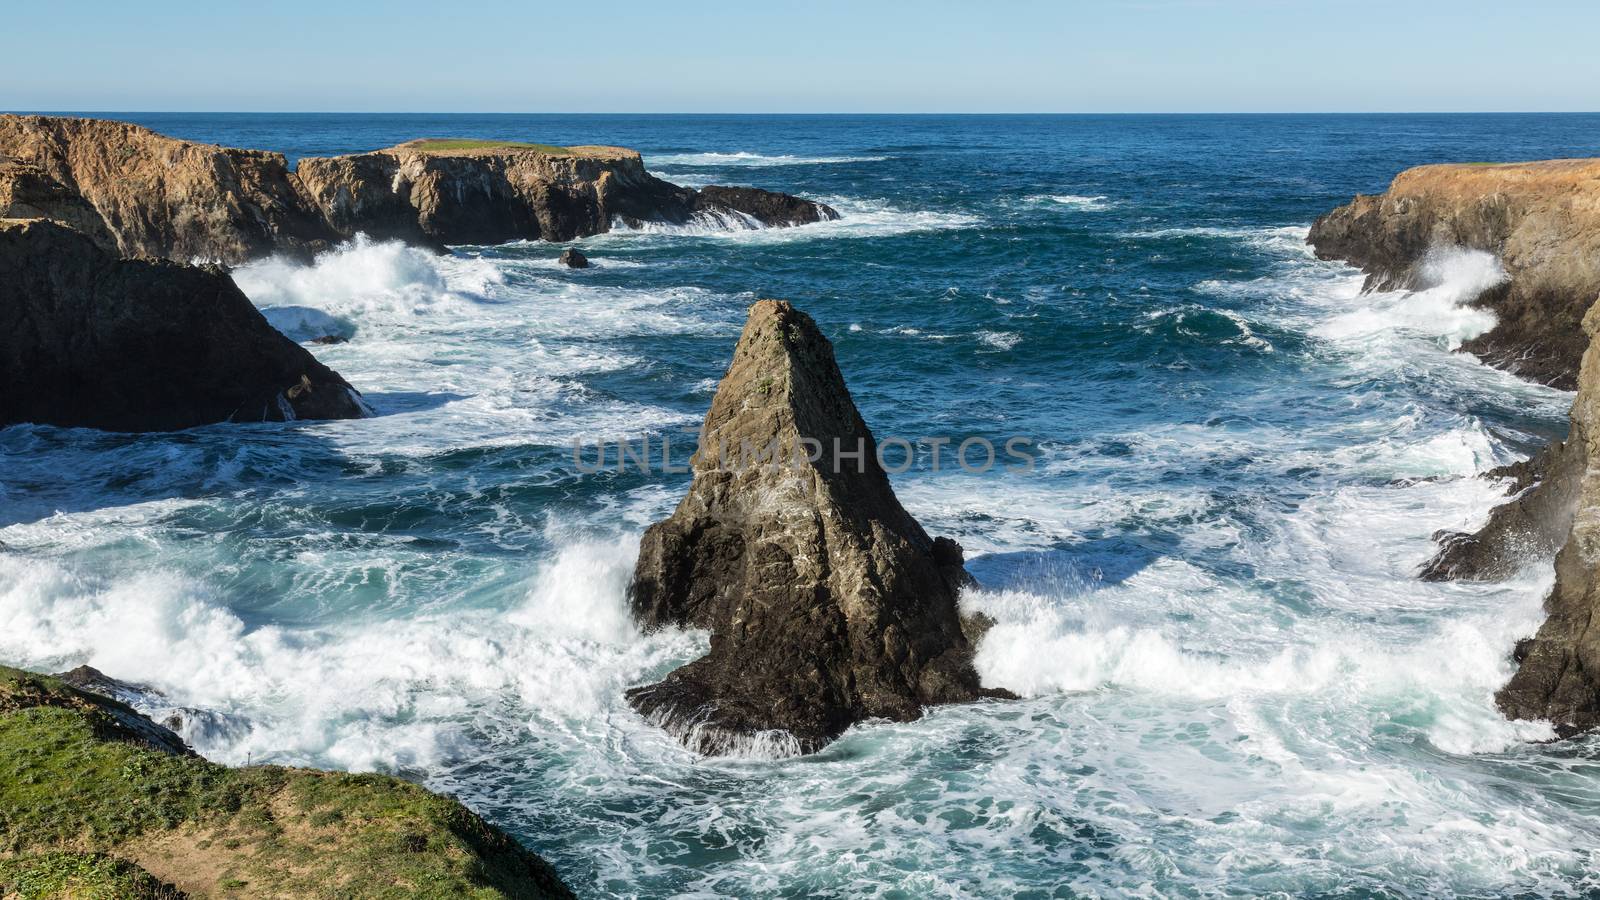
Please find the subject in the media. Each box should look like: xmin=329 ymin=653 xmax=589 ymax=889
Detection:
xmin=1 ymin=116 xmax=840 ymax=265
xmin=1309 ymin=159 xmax=1600 ymax=390
xmin=626 ymin=300 xmax=1010 ymax=756
xmin=0 ymin=218 xmax=366 ymax=431
xmin=1314 ymin=157 xmax=1600 ymax=737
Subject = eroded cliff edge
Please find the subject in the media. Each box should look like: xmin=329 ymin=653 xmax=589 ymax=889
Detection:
xmin=1309 ymin=159 xmax=1600 ymax=389
xmin=0 ymin=116 xmax=839 ymax=264
xmin=626 ymin=300 xmax=1009 ymax=756
xmin=1312 ymin=160 xmax=1600 ymax=734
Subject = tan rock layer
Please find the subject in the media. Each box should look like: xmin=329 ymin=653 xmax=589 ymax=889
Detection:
xmin=1309 ymin=159 xmax=1600 ymax=389
xmin=0 ymin=115 xmax=837 ymax=265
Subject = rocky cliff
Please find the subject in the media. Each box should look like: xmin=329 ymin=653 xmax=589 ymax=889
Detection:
xmin=1494 ymin=301 xmax=1600 ymax=734
xmin=1313 ymin=159 xmax=1600 ymax=735
xmin=0 ymin=117 xmax=839 ymax=263
xmin=626 ymin=300 xmax=1008 ymax=756
xmin=0 ymin=115 xmax=337 ymax=264
xmin=0 ymin=664 xmax=574 ymax=898
xmin=0 ymin=218 xmax=365 ymax=431
xmin=1309 ymin=159 xmax=1600 ymax=389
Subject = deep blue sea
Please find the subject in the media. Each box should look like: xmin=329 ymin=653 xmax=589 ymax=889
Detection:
xmin=7 ymin=113 xmax=1600 ymax=897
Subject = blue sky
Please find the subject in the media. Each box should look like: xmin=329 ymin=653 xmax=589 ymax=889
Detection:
xmin=7 ymin=0 xmax=1598 ymax=112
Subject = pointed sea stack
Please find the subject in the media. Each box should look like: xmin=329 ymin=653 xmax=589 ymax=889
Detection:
xmin=626 ymin=300 xmax=1008 ymax=756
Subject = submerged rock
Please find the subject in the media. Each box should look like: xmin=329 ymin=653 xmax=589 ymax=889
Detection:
xmin=1309 ymin=159 xmax=1600 ymax=390
xmin=626 ymin=300 xmax=1009 ymax=756
xmin=558 ymin=247 xmax=589 ymax=268
xmin=0 ymin=218 xmax=366 ymax=431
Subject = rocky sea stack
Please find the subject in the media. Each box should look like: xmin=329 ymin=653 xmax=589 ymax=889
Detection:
xmin=1313 ymin=158 xmax=1600 ymax=736
xmin=0 ymin=217 xmax=365 ymax=431
xmin=0 ymin=116 xmax=839 ymax=264
xmin=626 ymin=300 xmax=1008 ymax=756
xmin=0 ymin=665 xmax=574 ymax=898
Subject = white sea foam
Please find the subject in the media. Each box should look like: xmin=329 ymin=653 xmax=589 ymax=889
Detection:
xmin=1026 ymin=193 xmax=1113 ymax=211
xmin=1315 ymin=247 xmax=1505 ymax=349
xmin=647 ymin=151 xmax=888 ymax=167
xmin=599 ymin=196 xmax=980 ymax=245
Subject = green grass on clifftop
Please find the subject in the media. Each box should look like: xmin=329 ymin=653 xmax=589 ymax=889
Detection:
xmin=406 ymin=138 xmax=571 ymax=154
xmin=0 ymin=666 xmax=574 ymax=899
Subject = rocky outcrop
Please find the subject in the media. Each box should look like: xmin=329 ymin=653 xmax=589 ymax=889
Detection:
xmin=1494 ymin=300 xmax=1600 ymax=734
xmin=295 ymin=140 xmax=838 ymax=247
xmin=0 ymin=218 xmax=365 ymax=431
xmin=626 ymin=300 xmax=1008 ymax=756
xmin=1309 ymin=159 xmax=1600 ymax=389
xmin=0 ymin=665 xmax=575 ymax=898
xmin=558 ymin=248 xmax=589 ymax=268
xmin=0 ymin=117 xmax=839 ymax=263
xmin=0 ymin=115 xmax=337 ymax=264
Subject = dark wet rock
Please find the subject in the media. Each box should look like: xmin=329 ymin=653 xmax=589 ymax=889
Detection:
xmin=558 ymin=247 xmax=589 ymax=268
xmin=1418 ymin=438 xmax=1584 ymax=580
xmin=0 ymin=218 xmax=366 ymax=431
xmin=694 ymin=185 xmax=839 ymax=227
xmin=1497 ymin=301 xmax=1600 ymax=734
xmin=311 ymin=334 xmax=349 ymax=345
xmin=30 ymin=666 xmax=191 ymax=756
xmin=626 ymin=300 xmax=1010 ymax=756
xmin=1309 ymin=160 xmax=1600 ymax=390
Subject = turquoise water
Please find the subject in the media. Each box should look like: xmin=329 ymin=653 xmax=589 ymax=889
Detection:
xmin=6 ymin=114 xmax=1600 ymax=896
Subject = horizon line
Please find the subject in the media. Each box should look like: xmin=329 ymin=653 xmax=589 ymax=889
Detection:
xmin=8 ymin=109 xmax=1600 ymax=117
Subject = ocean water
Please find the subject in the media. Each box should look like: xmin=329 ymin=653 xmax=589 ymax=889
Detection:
xmin=6 ymin=113 xmax=1600 ymax=897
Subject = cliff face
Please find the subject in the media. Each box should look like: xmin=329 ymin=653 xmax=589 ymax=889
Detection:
xmin=1316 ymin=159 xmax=1600 ymax=735
xmin=0 ymin=115 xmax=337 ymax=264
xmin=1309 ymin=160 xmax=1600 ymax=389
xmin=1495 ymin=301 xmax=1600 ymax=734
xmin=626 ymin=300 xmax=1006 ymax=756
xmin=0 ymin=665 xmax=575 ymax=898
xmin=0 ymin=218 xmax=365 ymax=431
xmin=0 ymin=117 xmax=839 ymax=263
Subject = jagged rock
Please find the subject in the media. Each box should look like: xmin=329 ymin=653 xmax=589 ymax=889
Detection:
xmin=558 ymin=247 xmax=589 ymax=268
xmin=1418 ymin=439 xmax=1585 ymax=581
xmin=694 ymin=185 xmax=837 ymax=227
xmin=626 ymin=300 xmax=1009 ymax=756
xmin=311 ymin=334 xmax=349 ymax=345
xmin=1497 ymin=299 xmax=1600 ymax=734
xmin=0 ymin=218 xmax=366 ymax=431
xmin=0 ymin=115 xmax=337 ymax=264
xmin=1309 ymin=159 xmax=1600 ymax=389
xmin=0 ymin=117 xmax=842 ymax=262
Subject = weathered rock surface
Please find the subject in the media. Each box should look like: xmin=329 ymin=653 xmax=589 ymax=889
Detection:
xmin=0 ymin=116 xmax=839 ymax=263
xmin=1309 ymin=159 xmax=1600 ymax=389
xmin=0 ymin=218 xmax=365 ymax=431
xmin=295 ymin=140 xmax=838 ymax=247
xmin=1495 ymin=300 xmax=1600 ymax=734
xmin=558 ymin=247 xmax=589 ymax=268
xmin=626 ymin=300 xmax=1008 ymax=756
xmin=0 ymin=115 xmax=337 ymax=264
